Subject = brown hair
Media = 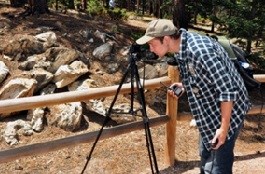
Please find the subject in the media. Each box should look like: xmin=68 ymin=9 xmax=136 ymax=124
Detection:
xmin=157 ymin=30 xmax=180 ymax=43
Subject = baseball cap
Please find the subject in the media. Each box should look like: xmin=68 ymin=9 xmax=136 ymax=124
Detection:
xmin=136 ymin=19 xmax=177 ymax=45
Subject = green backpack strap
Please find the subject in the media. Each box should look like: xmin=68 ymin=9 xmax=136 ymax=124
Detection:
xmin=216 ymin=36 xmax=237 ymax=60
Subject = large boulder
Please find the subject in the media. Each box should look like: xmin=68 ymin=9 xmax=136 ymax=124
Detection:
xmin=53 ymin=61 xmax=89 ymax=88
xmin=2 ymin=34 xmax=45 ymax=61
xmin=0 ymin=77 xmax=37 ymax=100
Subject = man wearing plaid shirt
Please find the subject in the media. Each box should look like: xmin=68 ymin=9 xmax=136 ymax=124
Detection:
xmin=136 ymin=19 xmax=251 ymax=174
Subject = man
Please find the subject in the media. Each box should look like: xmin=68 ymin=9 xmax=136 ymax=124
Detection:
xmin=136 ymin=19 xmax=251 ymax=174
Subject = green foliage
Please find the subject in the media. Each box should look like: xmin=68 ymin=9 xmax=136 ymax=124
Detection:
xmin=47 ymin=0 xmax=77 ymax=9
xmin=248 ymin=53 xmax=265 ymax=70
xmin=226 ymin=17 xmax=259 ymax=40
xmin=160 ymin=0 xmax=174 ymax=18
xmin=130 ymin=31 xmax=145 ymax=41
xmin=87 ymin=0 xmax=106 ymax=16
xmin=108 ymin=8 xmax=129 ymax=20
xmin=47 ymin=0 xmax=72 ymax=8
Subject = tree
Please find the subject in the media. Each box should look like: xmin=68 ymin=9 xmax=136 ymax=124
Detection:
xmin=152 ymin=0 xmax=163 ymax=18
xmin=10 ymin=0 xmax=27 ymax=7
xmin=68 ymin=0 xmax=75 ymax=9
xmin=13 ymin=0 xmax=49 ymax=15
xmin=173 ymin=0 xmax=189 ymax=30
xmin=31 ymin=0 xmax=49 ymax=14
xmin=224 ymin=0 xmax=265 ymax=53
xmin=105 ymin=0 xmax=109 ymax=8
xmin=82 ymin=0 xmax=87 ymax=10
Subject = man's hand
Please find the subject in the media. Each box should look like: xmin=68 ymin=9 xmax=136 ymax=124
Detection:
xmin=168 ymin=83 xmax=184 ymax=98
xmin=211 ymin=128 xmax=228 ymax=149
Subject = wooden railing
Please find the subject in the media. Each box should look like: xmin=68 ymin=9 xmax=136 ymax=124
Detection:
xmin=0 ymin=66 xmax=264 ymax=167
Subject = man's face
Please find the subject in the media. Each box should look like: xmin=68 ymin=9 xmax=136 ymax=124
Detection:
xmin=147 ymin=37 xmax=168 ymax=58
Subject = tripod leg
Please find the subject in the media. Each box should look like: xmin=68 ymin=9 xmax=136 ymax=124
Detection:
xmin=144 ymin=118 xmax=158 ymax=174
xmin=132 ymin=62 xmax=159 ymax=173
xmin=130 ymin=61 xmax=135 ymax=114
xmin=81 ymin=63 xmax=132 ymax=174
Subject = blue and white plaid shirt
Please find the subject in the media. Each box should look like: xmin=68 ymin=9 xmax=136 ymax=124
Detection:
xmin=175 ymin=29 xmax=251 ymax=150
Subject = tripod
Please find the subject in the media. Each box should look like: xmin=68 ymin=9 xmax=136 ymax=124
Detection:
xmin=81 ymin=49 xmax=159 ymax=174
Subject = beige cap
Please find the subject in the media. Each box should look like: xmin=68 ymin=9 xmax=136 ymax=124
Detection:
xmin=136 ymin=19 xmax=177 ymax=45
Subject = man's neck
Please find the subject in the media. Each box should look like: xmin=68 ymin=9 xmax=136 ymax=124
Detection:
xmin=169 ymin=38 xmax=181 ymax=54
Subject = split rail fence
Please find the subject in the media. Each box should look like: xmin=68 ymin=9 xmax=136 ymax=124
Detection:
xmin=0 ymin=66 xmax=264 ymax=167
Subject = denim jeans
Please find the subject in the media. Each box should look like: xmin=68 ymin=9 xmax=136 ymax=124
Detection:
xmin=199 ymin=122 xmax=243 ymax=174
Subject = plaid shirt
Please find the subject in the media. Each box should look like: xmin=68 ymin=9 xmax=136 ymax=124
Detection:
xmin=175 ymin=29 xmax=251 ymax=150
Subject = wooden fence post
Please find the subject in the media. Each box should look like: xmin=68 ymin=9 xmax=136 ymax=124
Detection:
xmin=165 ymin=65 xmax=180 ymax=166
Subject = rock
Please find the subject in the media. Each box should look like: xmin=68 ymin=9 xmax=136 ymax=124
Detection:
xmin=34 ymin=31 xmax=57 ymax=44
xmin=86 ymin=99 xmax=107 ymax=116
xmin=0 ymin=61 xmax=9 ymax=83
xmin=18 ymin=54 xmax=51 ymax=71
xmin=45 ymin=47 xmax=82 ymax=73
xmin=94 ymin=30 xmax=106 ymax=43
xmin=0 ymin=78 xmax=37 ymax=100
xmin=4 ymin=120 xmax=33 ymax=145
xmin=33 ymin=69 xmax=54 ymax=92
xmin=3 ymin=34 xmax=45 ymax=61
xmin=68 ymin=79 xmax=97 ymax=91
xmin=48 ymin=102 xmax=83 ymax=131
xmin=92 ymin=43 xmax=113 ymax=60
xmin=40 ymin=84 xmax=57 ymax=95
xmin=53 ymin=61 xmax=89 ymax=88
xmin=138 ymin=64 xmax=159 ymax=79
xmin=27 ymin=108 xmax=46 ymax=132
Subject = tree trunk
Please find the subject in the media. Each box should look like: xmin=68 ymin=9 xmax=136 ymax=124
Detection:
xmin=105 ymin=0 xmax=109 ymax=8
xmin=25 ymin=0 xmax=49 ymax=15
xmin=173 ymin=0 xmax=188 ymax=30
xmin=210 ymin=6 xmax=217 ymax=33
xmin=153 ymin=0 xmax=160 ymax=18
xmin=152 ymin=0 xmax=163 ymax=18
xmin=211 ymin=21 xmax=215 ymax=33
xmin=82 ymin=0 xmax=87 ymax=9
xmin=55 ymin=0 xmax=58 ymax=10
xmin=148 ymin=0 xmax=153 ymax=15
xmin=159 ymin=0 xmax=163 ymax=18
xmin=68 ymin=0 xmax=75 ymax=9
xmin=142 ymin=0 xmax=146 ymax=15
xmin=10 ymin=0 xmax=27 ymax=7
xmin=127 ymin=0 xmax=130 ymax=10
xmin=193 ymin=1 xmax=198 ymax=25
xmin=246 ymin=39 xmax=252 ymax=54
xmin=136 ymin=0 xmax=140 ymax=13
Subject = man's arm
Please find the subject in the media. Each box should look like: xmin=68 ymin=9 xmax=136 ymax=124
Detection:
xmin=212 ymin=101 xmax=233 ymax=149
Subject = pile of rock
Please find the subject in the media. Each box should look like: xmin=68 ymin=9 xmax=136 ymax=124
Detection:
xmin=0 ymin=29 xmax=168 ymax=145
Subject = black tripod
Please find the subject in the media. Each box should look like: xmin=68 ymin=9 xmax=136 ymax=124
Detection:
xmin=81 ymin=47 xmax=159 ymax=174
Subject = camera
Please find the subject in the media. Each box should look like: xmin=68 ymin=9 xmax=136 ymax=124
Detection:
xmin=171 ymin=85 xmax=183 ymax=97
xmin=160 ymin=82 xmax=183 ymax=97
xmin=129 ymin=43 xmax=158 ymax=62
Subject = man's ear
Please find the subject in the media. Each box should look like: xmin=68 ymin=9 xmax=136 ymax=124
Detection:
xmin=163 ymin=36 xmax=170 ymax=45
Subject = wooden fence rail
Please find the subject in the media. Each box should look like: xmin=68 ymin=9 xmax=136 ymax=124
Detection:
xmin=0 ymin=76 xmax=171 ymax=114
xmin=0 ymin=67 xmax=265 ymax=167
xmin=0 ymin=115 xmax=169 ymax=163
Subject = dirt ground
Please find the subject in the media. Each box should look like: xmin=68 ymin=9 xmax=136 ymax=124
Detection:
xmin=0 ymin=4 xmax=264 ymax=174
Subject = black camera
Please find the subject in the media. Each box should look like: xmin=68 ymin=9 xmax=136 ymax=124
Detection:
xmin=171 ymin=85 xmax=183 ymax=97
xmin=129 ymin=43 xmax=158 ymax=62
xmin=160 ymin=82 xmax=183 ymax=97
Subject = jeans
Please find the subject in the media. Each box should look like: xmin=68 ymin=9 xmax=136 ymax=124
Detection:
xmin=199 ymin=123 xmax=243 ymax=174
